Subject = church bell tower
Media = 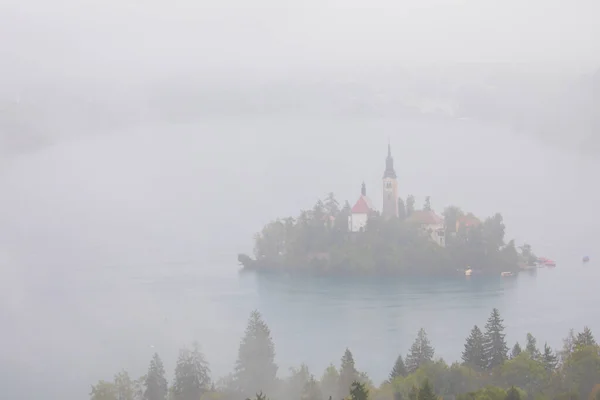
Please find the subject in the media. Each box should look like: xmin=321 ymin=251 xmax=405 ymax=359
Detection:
xmin=382 ymin=143 xmax=398 ymax=218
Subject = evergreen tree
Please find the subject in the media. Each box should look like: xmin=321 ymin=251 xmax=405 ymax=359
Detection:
xmin=541 ymin=343 xmax=558 ymax=372
xmin=397 ymin=198 xmax=407 ymax=220
xmin=423 ymin=197 xmax=432 ymax=212
xmin=483 ymin=308 xmax=509 ymax=369
xmin=324 ymin=192 xmax=340 ymax=217
xmin=115 ymin=371 xmax=135 ymax=400
xmin=505 ymin=387 xmax=521 ymax=400
xmin=462 ymin=325 xmax=486 ymax=369
xmin=417 ymin=379 xmax=437 ymax=400
xmin=406 ymin=328 xmax=435 ymax=373
xmin=301 ymin=376 xmax=323 ymax=400
xmin=350 ymin=381 xmax=369 ymax=400
xmin=320 ymin=364 xmax=339 ymax=400
xmin=525 ymin=333 xmax=541 ymax=360
xmin=511 ymin=342 xmax=522 ymax=359
xmin=389 ymin=354 xmax=407 ymax=381
xmin=234 ymin=310 xmax=278 ymax=397
xmin=172 ymin=344 xmax=211 ymax=400
xmin=574 ymin=326 xmax=596 ymax=348
xmin=143 ymin=353 xmax=168 ymax=400
xmin=408 ymin=386 xmax=419 ymax=400
xmin=559 ymin=328 xmax=576 ymax=363
xmin=90 ymin=381 xmax=117 ymax=400
xmin=406 ymin=195 xmax=415 ymax=217
xmin=337 ymin=348 xmax=359 ymax=400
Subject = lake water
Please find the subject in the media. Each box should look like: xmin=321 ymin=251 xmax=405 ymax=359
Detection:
xmin=1 ymin=116 xmax=599 ymax=399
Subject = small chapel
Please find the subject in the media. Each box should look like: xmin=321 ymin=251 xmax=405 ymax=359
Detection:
xmin=347 ymin=144 xmax=446 ymax=246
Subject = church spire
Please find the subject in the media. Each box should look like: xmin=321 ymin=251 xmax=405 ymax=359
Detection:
xmin=361 ymin=182 xmax=366 ymax=196
xmin=383 ymin=142 xmax=397 ymax=179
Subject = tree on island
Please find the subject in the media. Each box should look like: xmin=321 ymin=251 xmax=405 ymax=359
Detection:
xmin=462 ymin=325 xmax=486 ymax=370
xmin=483 ymin=308 xmax=509 ymax=370
xmin=234 ymin=311 xmax=278 ymax=397
xmin=406 ymin=328 xmax=435 ymax=373
xmin=423 ymin=196 xmax=432 ymax=211
xmin=397 ymin=198 xmax=407 ymax=220
xmin=143 ymin=353 xmax=168 ymax=400
xmin=406 ymin=195 xmax=416 ymax=217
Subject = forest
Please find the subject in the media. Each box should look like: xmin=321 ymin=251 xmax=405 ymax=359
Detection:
xmin=238 ymin=194 xmax=536 ymax=276
xmin=90 ymin=309 xmax=600 ymax=400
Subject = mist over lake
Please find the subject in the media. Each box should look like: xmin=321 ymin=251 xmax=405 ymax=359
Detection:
xmin=1 ymin=116 xmax=599 ymax=399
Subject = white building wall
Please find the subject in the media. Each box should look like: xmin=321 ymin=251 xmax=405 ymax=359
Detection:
xmin=348 ymin=213 xmax=368 ymax=232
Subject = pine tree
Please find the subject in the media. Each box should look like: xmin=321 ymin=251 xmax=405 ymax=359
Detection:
xmin=397 ymin=198 xmax=407 ymax=220
xmin=301 ymin=376 xmax=323 ymax=400
xmin=115 ymin=371 xmax=135 ymax=400
xmin=350 ymin=381 xmax=369 ymax=400
xmin=541 ymin=343 xmax=558 ymax=371
xmin=483 ymin=308 xmax=509 ymax=369
xmin=525 ymin=333 xmax=541 ymax=360
xmin=423 ymin=197 xmax=432 ymax=212
xmin=337 ymin=348 xmax=359 ymax=400
xmin=406 ymin=195 xmax=415 ymax=217
xmin=143 ymin=353 xmax=168 ymax=400
xmin=406 ymin=328 xmax=435 ymax=373
xmin=388 ymin=354 xmax=407 ymax=381
xmin=417 ymin=379 xmax=437 ymax=400
xmin=574 ymin=326 xmax=596 ymax=348
xmin=462 ymin=325 xmax=486 ymax=369
xmin=172 ymin=344 xmax=211 ymax=400
xmin=505 ymin=387 xmax=521 ymax=400
xmin=234 ymin=310 xmax=278 ymax=397
xmin=510 ymin=342 xmax=522 ymax=359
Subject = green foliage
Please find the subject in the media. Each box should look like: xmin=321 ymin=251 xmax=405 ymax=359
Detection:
xmin=511 ymin=343 xmax=522 ymax=359
xmin=234 ymin=310 xmax=278 ymax=397
xmin=484 ymin=309 xmax=509 ymax=370
xmin=338 ymin=348 xmax=360 ymax=399
xmin=541 ymin=343 xmax=558 ymax=372
xmin=417 ymin=379 xmax=437 ymax=400
xmin=506 ymin=387 xmax=522 ymax=400
xmin=172 ymin=344 xmax=211 ymax=400
xmin=350 ymin=381 xmax=370 ymax=400
xmin=406 ymin=329 xmax=435 ymax=373
xmin=242 ymin=193 xmax=524 ymax=276
xmin=463 ymin=326 xmax=487 ymax=370
xmin=91 ymin=380 xmax=118 ymax=400
xmin=526 ymin=334 xmax=541 ymax=361
xmin=390 ymin=355 xmax=408 ymax=380
xmin=573 ymin=327 xmax=596 ymax=349
xmin=301 ymin=376 xmax=324 ymax=400
xmin=320 ymin=364 xmax=339 ymax=400
xmin=144 ymin=353 xmax=168 ymax=400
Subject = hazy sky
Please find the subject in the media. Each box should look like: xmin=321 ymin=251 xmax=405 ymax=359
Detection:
xmin=2 ymin=0 xmax=600 ymax=86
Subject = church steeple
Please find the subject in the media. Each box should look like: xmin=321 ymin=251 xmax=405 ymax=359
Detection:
xmin=361 ymin=182 xmax=366 ymax=196
xmin=383 ymin=143 xmax=397 ymax=179
xmin=382 ymin=142 xmax=399 ymax=218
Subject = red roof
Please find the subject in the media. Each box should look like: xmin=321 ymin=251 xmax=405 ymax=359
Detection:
xmin=351 ymin=196 xmax=373 ymax=214
xmin=408 ymin=210 xmax=444 ymax=225
xmin=457 ymin=214 xmax=481 ymax=227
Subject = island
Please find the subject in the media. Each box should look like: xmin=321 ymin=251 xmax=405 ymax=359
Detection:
xmin=238 ymin=144 xmax=538 ymax=277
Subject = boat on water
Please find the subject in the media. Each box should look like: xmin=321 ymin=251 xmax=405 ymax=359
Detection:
xmin=583 ymin=256 xmax=590 ymax=263
xmin=537 ymin=257 xmax=556 ymax=268
xmin=501 ymin=271 xmax=514 ymax=277
xmin=465 ymin=268 xmax=472 ymax=276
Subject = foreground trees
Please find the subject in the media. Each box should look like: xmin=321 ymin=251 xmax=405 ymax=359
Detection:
xmin=91 ymin=309 xmax=600 ymax=400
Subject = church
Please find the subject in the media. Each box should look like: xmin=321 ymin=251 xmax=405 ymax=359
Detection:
xmin=347 ymin=144 xmax=446 ymax=247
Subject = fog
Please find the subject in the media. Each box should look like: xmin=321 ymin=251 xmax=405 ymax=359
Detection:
xmin=1 ymin=1 xmax=599 ymax=399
